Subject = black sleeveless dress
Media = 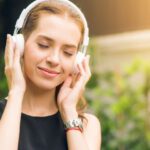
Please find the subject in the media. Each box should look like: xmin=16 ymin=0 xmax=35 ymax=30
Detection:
xmin=0 ymin=99 xmax=68 ymax=150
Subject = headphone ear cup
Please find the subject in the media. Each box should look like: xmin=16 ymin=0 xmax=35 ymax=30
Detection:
xmin=75 ymin=51 xmax=85 ymax=65
xmin=73 ymin=51 xmax=85 ymax=73
xmin=12 ymin=34 xmax=25 ymax=56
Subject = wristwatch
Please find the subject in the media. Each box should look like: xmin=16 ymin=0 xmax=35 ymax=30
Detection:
xmin=64 ymin=118 xmax=83 ymax=131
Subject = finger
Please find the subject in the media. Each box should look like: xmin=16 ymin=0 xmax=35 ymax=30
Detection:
xmin=4 ymin=34 xmax=15 ymax=67
xmin=73 ymin=68 xmax=85 ymax=91
xmin=72 ymin=77 xmax=85 ymax=101
xmin=73 ymin=61 xmax=90 ymax=92
xmin=20 ymin=58 xmax=25 ymax=76
xmin=77 ymin=63 xmax=85 ymax=76
xmin=4 ymin=35 xmax=14 ymax=89
xmin=4 ymin=34 xmax=11 ymax=63
xmin=13 ymin=43 xmax=25 ymax=83
xmin=4 ymin=35 xmax=9 ymax=63
xmin=83 ymin=55 xmax=91 ymax=79
xmin=13 ymin=39 xmax=22 ymax=67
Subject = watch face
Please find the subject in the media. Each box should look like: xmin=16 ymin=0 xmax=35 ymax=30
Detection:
xmin=73 ymin=120 xmax=78 ymax=126
xmin=64 ymin=118 xmax=83 ymax=129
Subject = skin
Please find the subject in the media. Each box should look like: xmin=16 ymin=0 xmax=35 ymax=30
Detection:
xmin=2 ymin=13 xmax=101 ymax=150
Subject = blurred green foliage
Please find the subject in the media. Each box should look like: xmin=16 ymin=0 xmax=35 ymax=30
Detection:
xmin=86 ymin=59 xmax=150 ymax=150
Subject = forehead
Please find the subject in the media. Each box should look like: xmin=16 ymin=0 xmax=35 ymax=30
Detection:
xmin=33 ymin=13 xmax=81 ymax=46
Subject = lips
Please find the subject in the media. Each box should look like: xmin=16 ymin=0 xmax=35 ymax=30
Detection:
xmin=38 ymin=67 xmax=60 ymax=78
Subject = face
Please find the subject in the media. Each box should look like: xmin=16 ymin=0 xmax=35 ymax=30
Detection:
xmin=23 ymin=13 xmax=81 ymax=90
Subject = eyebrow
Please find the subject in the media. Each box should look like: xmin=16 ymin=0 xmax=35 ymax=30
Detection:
xmin=37 ymin=35 xmax=78 ymax=49
xmin=63 ymin=44 xmax=78 ymax=50
xmin=37 ymin=35 xmax=54 ymax=43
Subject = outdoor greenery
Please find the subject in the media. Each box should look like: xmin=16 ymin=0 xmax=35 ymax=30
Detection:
xmin=86 ymin=59 xmax=150 ymax=149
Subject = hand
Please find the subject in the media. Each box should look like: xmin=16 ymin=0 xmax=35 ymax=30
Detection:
xmin=57 ymin=55 xmax=91 ymax=121
xmin=4 ymin=34 xmax=26 ymax=94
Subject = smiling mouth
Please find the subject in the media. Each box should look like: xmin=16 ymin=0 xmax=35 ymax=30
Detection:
xmin=38 ymin=67 xmax=60 ymax=78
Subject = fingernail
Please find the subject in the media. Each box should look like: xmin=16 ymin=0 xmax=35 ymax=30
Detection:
xmin=7 ymin=34 xmax=11 ymax=41
xmin=7 ymin=34 xmax=10 ymax=38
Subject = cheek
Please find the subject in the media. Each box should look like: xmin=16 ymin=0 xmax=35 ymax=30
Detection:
xmin=24 ymin=48 xmax=36 ymax=69
xmin=61 ymin=57 xmax=76 ymax=74
xmin=23 ymin=44 xmax=43 ymax=76
xmin=24 ymin=43 xmax=45 ymax=65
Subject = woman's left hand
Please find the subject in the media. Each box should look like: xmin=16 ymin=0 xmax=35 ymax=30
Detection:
xmin=57 ymin=55 xmax=91 ymax=122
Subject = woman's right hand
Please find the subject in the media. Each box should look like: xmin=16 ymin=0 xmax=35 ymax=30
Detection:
xmin=4 ymin=34 xmax=26 ymax=95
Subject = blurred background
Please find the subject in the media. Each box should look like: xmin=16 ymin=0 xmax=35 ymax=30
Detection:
xmin=1 ymin=0 xmax=150 ymax=149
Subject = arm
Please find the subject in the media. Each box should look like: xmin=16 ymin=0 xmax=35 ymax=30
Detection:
xmin=0 ymin=92 xmax=23 ymax=150
xmin=61 ymin=110 xmax=101 ymax=150
xmin=58 ymin=55 xmax=101 ymax=149
xmin=82 ymin=113 xmax=101 ymax=150
xmin=0 ymin=34 xmax=26 ymax=150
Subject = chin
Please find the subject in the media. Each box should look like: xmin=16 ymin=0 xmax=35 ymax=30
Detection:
xmin=30 ymin=77 xmax=63 ymax=91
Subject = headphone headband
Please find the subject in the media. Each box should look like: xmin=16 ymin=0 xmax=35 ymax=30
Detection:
xmin=14 ymin=0 xmax=89 ymax=54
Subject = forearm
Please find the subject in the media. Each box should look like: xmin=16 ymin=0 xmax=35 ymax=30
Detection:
xmin=60 ymin=109 xmax=89 ymax=150
xmin=66 ymin=130 xmax=89 ymax=150
xmin=0 ymin=90 xmax=23 ymax=150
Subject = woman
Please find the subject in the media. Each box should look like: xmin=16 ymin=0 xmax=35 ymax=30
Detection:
xmin=0 ymin=0 xmax=101 ymax=149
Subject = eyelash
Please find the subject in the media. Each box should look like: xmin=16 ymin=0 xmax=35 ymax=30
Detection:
xmin=64 ymin=51 xmax=74 ymax=57
xmin=37 ymin=43 xmax=74 ymax=56
xmin=38 ymin=43 xmax=49 ymax=49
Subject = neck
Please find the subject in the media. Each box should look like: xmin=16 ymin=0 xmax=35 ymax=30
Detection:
xmin=22 ymin=82 xmax=58 ymax=117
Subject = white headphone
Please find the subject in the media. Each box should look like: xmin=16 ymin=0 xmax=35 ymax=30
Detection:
xmin=13 ymin=0 xmax=89 ymax=65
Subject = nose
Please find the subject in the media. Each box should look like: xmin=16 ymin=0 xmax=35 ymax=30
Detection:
xmin=46 ymin=49 xmax=60 ymax=66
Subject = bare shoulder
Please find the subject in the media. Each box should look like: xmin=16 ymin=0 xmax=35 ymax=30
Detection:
xmin=82 ymin=113 xmax=101 ymax=149
xmin=83 ymin=113 xmax=101 ymax=128
xmin=82 ymin=112 xmax=101 ymax=134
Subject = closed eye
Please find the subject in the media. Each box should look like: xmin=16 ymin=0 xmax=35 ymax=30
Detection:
xmin=64 ymin=51 xmax=74 ymax=57
xmin=38 ymin=43 xmax=49 ymax=49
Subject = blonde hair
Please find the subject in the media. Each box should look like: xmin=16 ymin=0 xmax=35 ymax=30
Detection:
xmin=22 ymin=0 xmax=84 ymax=44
